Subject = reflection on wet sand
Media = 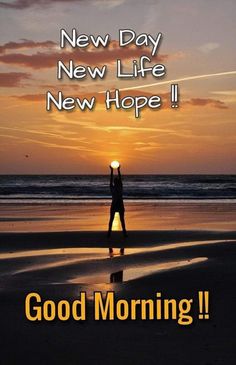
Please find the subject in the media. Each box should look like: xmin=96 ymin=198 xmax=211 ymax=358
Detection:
xmin=109 ymin=247 xmax=125 ymax=257
xmin=108 ymin=212 xmax=125 ymax=257
xmin=109 ymin=239 xmax=125 ymax=282
xmin=110 ymin=271 xmax=123 ymax=283
xmin=69 ymin=257 xmax=207 ymax=285
xmin=2 ymin=236 xmax=228 ymax=289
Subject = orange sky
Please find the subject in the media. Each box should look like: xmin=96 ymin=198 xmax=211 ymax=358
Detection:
xmin=0 ymin=0 xmax=235 ymax=174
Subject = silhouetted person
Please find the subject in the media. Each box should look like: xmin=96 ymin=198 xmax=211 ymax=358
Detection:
xmin=107 ymin=165 xmax=127 ymax=249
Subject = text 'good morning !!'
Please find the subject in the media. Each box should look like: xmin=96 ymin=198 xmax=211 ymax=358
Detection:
xmin=60 ymin=29 xmax=163 ymax=57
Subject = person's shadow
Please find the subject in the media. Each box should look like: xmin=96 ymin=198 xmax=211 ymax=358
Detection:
xmin=110 ymin=270 xmax=123 ymax=283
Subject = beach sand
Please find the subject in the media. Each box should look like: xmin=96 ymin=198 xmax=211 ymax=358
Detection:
xmin=0 ymin=202 xmax=236 ymax=364
xmin=1 ymin=201 xmax=236 ymax=232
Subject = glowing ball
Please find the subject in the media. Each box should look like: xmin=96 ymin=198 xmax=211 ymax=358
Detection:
xmin=111 ymin=160 xmax=120 ymax=169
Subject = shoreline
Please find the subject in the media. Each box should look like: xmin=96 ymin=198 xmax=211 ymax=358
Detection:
xmin=1 ymin=201 xmax=236 ymax=232
xmin=1 ymin=198 xmax=236 ymax=204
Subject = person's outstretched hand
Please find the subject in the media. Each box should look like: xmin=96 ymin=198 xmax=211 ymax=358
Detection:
xmin=118 ymin=165 xmax=121 ymax=170
xmin=109 ymin=165 xmax=113 ymax=170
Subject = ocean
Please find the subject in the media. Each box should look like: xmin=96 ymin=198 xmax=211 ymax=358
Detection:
xmin=0 ymin=175 xmax=235 ymax=204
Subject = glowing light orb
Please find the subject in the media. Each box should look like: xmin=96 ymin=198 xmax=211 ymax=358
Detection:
xmin=111 ymin=160 xmax=120 ymax=169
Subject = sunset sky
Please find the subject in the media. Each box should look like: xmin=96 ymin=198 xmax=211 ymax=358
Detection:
xmin=0 ymin=0 xmax=235 ymax=174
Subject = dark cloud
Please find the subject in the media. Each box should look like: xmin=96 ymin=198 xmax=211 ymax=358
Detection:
xmin=0 ymin=40 xmax=56 ymax=54
xmin=185 ymin=98 xmax=228 ymax=109
xmin=14 ymin=93 xmax=45 ymax=101
xmin=0 ymin=0 xmax=82 ymax=10
xmin=0 ymin=72 xmax=31 ymax=87
xmin=39 ymin=83 xmax=82 ymax=91
xmin=0 ymin=46 xmax=169 ymax=69
xmin=12 ymin=91 xmax=228 ymax=112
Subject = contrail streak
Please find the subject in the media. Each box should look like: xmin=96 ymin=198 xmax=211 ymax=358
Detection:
xmin=99 ymin=70 xmax=236 ymax=93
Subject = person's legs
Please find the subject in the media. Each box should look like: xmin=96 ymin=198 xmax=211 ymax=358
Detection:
xmin=109 ymin=247 xmax=114 ymax=257
xmin=120 ymin=247 xmax=125 ymax=255
xmin=119 ymin=211 xmax=127 ymax=254
xmin=119 ymin=211 xmax=127 ymax=237
xmin=107 ymin=209 xmax=115 ymax=237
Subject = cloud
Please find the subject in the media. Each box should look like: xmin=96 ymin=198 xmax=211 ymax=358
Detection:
xmin=0 ymin=126 xmax=89 ymax=144
xmin=198 ymin=42 xmax=220 ymax=53
xmin=12 ymin=90 xmax=167 ymax=103
xmin=0 ymin=44 xmax=169 ymax=69
xmin=13 ymin=90 xmax=228 ymax=111
xmin=185 ymin=98 xmax=228 ymax=109
xmin=0 ymin=126 xmax=96 ymax=154
xmin=39 ymin=83 xmax=82 ymax=92
xmin=1 ymin=133 xmax=95 ymax=153
xmin=94 ymin=0 xmax=125 ymax=8
xmin=13 ymin=93 xmax=45 ymax=101
xmin=114 ymin=71 xmax=236 ymax=93
xmin=211 ymin=90 xmax=236 ymax=96
xmin=0 ymin=0 xmax=80 ymax=9
xmin=0 ymin=40 xmax=56 ymax=54
xmin=0 ymin=0 xmax=124 ymax=9
xmin=0 ymin=72 xmax=31 ymax=87
xmin=134 ymin=142 xmax=161 ymax=151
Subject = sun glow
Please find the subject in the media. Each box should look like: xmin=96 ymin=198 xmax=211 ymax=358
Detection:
xmin=111 ymin=160 xmax=120 ymax=169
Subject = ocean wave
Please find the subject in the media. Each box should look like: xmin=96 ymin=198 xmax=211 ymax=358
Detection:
xmin=0 ymin=175 xmax=235 ymax=202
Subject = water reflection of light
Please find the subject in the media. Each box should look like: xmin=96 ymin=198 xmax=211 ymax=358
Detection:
xmin=122 ymin=257 xmax=207 ymax=282
xmin=113 ymin=212 xmax=120 ymax=231
xmin=0 ymin=239 xmax=229 ymax=261
xmin=68 ymin=257 xmax=208 ymax=286
xmin=80 ymin=283 xmax=115 ymax=301
xmin=0 ymin=248 xmax=106 ymax=260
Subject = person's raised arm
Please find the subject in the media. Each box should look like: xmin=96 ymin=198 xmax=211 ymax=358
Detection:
xmin=109 ymin=165 xmax=113 ymax=189
xmin=118 ymin=165 xmax=123 ymax=187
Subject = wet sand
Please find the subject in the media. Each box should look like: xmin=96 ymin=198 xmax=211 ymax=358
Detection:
xmin=1 ymin=201 xmax=236 ymax=232
xmin=0 ymin=202 xmax=236 ymax=364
